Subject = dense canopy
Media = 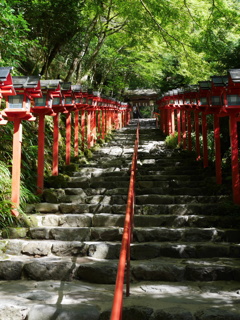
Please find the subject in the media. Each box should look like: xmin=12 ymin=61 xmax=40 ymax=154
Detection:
xmin=1 ymin=0 xmax=240 ymax=97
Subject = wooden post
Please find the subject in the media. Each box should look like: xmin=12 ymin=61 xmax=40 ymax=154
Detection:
xmin=11 ymin=118 xmax=22 ymax=216
xmin=66 ymin=111 xmax=71 ymax=165
xmin=81 ymin=110 xmax=85 ymax=151
xmin=52 ymin=113 xmax=59 ymax=176
xmin=182 ymin=110 xmax=186 ymax=150
xmin=74 ymin=110 xmax=79 ymax=157
xmin=37 ymin=114 xmax=45 ymax=194
xmin=214 ymin=114 xmax=222 ymax=184
xmin=87 ymin=110 xmax=91 ymax=149
xmin=202 ymin=113 xmax=208 ymax=168
xmin=187 ymin=110 xmax=192 ymax=151
xmin=229 ymin=114 xmax=240 ymax=204
xmin=177 ymin=110 xmax=181 ymax=145
xmin=103 ymin=110 xmax=106 ymax=139
xmin=171 ymin=109 xmax=175 ymax=134
xmin=194 ymin=111 xmax=201 ymax=160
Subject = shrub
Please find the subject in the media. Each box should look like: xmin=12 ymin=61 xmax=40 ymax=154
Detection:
xmin=165 ymin=132 xmax=179 ymax=149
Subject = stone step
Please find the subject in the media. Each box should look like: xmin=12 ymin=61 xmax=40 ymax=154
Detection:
xmin=67 ymin=179 xmax=131 ymax=189
xmin=67 ymin=177 xmax=218 ymax=189
xmin=43 ymin=184 xmax=219 ymax=203
xmin=135 ymin=194 xmax=229 ymax=205
xmin=27 ymin=202 xmax=236 ymax=216
xmin=135 ymin=203 xmax=237 ymax=216
xmin=2 ymin=118 xmax=238 ymax=319
xmin=4 ymin=226 xmax=240 ymax=243
xmin=1 ymin=256 xmax=240 ymax=283
xmin=0 ymin=279 xmax=239 ymax=320
xmin=25 ymin=213 xmax=240 ymax=229
xmin=73 ymin=169 xmax=128 ymax=177
xmin=2 ymin=239 xmax=240 ymax=260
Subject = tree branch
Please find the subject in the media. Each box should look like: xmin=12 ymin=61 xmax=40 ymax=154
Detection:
xmin=139 ymin=0 xmax=191 ymax=48
xmin=183 ymin=0 xmax=201 ymax=28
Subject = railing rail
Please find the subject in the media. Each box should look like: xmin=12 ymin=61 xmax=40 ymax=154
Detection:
xmin=110 ymin=121 xmax=140 ymax=320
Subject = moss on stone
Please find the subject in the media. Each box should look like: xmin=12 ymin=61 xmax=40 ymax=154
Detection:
xmin=61 ymin=163 xmax=79 ymax=175
xmin=45 ymin=174 xmax=70 ymax=188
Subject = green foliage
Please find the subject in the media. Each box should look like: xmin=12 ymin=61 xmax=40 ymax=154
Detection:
xmin=0 ymin=160 xmax=36 ymax=229
xmin=165 ymin=132 xmax=179 ymax=149
xmin=0 ymin=200 xmax=20 ymax=231
xmin=1 ymin=0 xmax=240 ymax=94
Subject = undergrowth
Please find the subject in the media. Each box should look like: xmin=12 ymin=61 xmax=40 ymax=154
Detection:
xmin=165 ymin=132 xmax=179 ymax=149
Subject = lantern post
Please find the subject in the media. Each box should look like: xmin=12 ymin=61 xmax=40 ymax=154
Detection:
xmin=72 ymin=85 xmax=82 ymax=158
xmin=51 ymin=83 xmax=65 ymax=176
xmin=3 ymin=75 xmax=41 ymax=216
xmin=32 ymin=80 xmax=60 ymax=193
xmin=210 ymin=75 xmax=228 ymax=185
xmin=224 ymin=69 xmax=240 ymax=204
xmin=101 ymin=99 xmax=107 ymax=139
xmin=186 ymin=86 xmax=198 ymax=151
xmin=80 ymin=91 xmax=89 ymax=151
xmin=176 ymin=89 xmax=184 ymax=146
xmin=60 ymin=82 xmax=75 ymax=166
xmin=198 ymin=81 xmax=211 ymax=168
xmin=167 ymin=90 xmax=175 ymax=135
xmin=97 ymin=97 xmax=103 ymax=139
xmin=86 ymin=90 xmax=94 ymax=149
xmin=92 ymin=91 xmax=101 ymax=141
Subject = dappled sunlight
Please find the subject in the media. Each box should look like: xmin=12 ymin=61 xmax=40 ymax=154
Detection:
xmin=127 ymin=281 xmax=240 ymax=313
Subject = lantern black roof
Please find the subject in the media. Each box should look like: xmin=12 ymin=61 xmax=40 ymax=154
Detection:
xmin=0 ymin=67 xmax=13 ymax=82
xmin=12 ymin=76 xmax=40 ymax=88
xmin=40 ymin=80 xmax=61 ymax=89
xmin=211 ymin=75 xmax=228 ymax=86
xmin=172 ymin=89 xmax=179 ymax=95
xmin=72 ymin=84 xmax=82 ymax=92
xmin=60 ymin=82 xmax=72 ymax=90
xmin=228 ymin=69 xmax=240 ymax=82
xmin=177 ymin=88 xmax=184 ymax=94
xmin=198 ymin=81 xmax=211 ymax=90
xmin=93 ymin=91 xmax=101 ymax=97
xmin=184 ymin=85 xmax=198 ymax=93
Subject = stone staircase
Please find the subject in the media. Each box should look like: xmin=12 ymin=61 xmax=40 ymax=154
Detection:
xmin=0 ymin=119 xmax=240 ymax=319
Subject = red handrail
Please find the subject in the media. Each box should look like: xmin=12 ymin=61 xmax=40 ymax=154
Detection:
xmin=110 ymin=122 xmax=139 ymax=320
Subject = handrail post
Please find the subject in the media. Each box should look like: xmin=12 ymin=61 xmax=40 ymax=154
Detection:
xmin=110 ymin=120 xmax=139 ymax=320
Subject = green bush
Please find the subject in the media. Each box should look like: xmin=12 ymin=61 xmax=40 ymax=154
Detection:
xmin=165 ymin=132 xmax=179 ymax=149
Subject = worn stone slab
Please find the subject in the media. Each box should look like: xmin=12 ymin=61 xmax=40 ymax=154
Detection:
xmin=0 ymin=261 xmax=23 ymax=280
xmin=92 ymin=214 xmax=124 ymax=227
xmin=35 ymin=203 xmax=59 ymax=213
xmin=132 ymin=260 xmax=185 ymax=282
xmin=52 ymin=242 xmax=89 ymax=257
xmin=23 ymin=258 xmax=74 ymax=281
xmin=0 ymin=306 xmax=29 ymax=320
xmin=85 ymin=195 xmax=111 ymax=205
xmin=134 ymin=227 xmax=182 ymax=242
xmin=59 ymin=203 xmax=90 ymax=213
xmin=22 ymin=241 xmax=52 ymax=256
xmin=28 ymin=304 xmax=100 ymax=320
xmin=151 ymin=307 xmax=194 ymax=320
xmin=88 ymin=242 xmax=120 ymax=259
xmin=194 ymin=308 xmax=240 ymax=320
xmin=91 ymin=227 xmax=123 ymax=241
xmin=75 ymin=261 xmax=118 ymax=284
xmin=50 ymin=227 xmax=91 ymax=241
